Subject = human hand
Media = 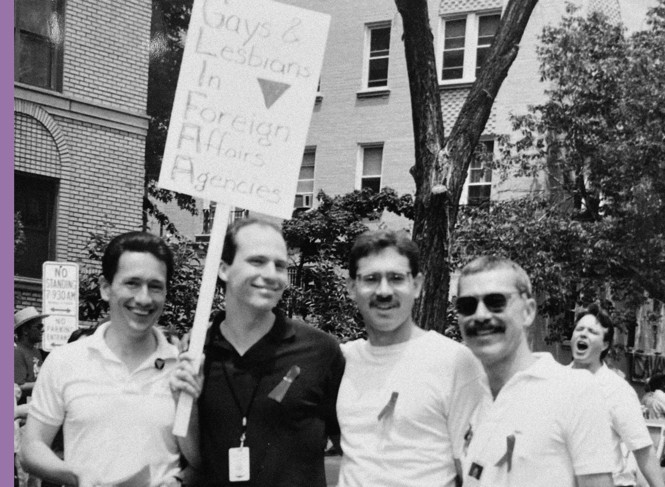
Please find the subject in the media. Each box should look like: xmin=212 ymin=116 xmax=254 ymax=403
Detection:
xmin=71 ymin=469 xmax=106 ymax=487
xmin=171 ymin=332 xmax=191 ymax=354
xmin=169 ymin=352 xmax=204 ymax=402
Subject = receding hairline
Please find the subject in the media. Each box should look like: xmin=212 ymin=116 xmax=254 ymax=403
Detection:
xmin=457 ymin=258 xmax=532 ymax=297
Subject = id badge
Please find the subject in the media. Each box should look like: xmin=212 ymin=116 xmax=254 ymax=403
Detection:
xmin=228 ymin=447 xmax=250 ymax=482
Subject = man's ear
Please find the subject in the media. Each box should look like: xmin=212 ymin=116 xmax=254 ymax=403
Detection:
xmin=346 ymin=277 xmax=357 ymax=301
xmin=218 ymin=261 xmax=229 ymax=283
xmin=413 ymin=273 xmax=424 ymax=297
xmin=99 ymin=276 xmax=111 ymax=303
xmin=523 ymin=296 xmax=537 ymax=329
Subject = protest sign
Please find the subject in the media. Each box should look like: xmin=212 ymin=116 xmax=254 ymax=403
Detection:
xmin=159 ymin=0 xmax=330 ymax=219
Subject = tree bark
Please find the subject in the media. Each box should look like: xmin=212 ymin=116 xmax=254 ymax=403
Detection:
xmin=394 ymin=0 xmax=538 ymax=331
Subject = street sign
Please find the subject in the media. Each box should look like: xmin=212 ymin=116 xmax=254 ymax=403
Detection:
xmin=158 ymin=0 xmax=330 ymax=219
xmin=42 ymin=261 xmax=79 ymax=351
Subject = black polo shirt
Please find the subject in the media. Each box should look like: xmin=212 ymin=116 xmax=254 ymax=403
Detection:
xmin=199 ymin=310 xmax=345 ymax=487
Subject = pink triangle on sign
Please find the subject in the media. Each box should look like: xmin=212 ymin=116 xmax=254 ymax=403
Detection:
xmin=257 ymin=78 xmax=290 ymax=109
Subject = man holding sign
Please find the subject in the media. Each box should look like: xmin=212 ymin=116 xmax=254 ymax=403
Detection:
xmin=21 ymin=232 xmax=183 ymax=487
xmin=171 ymin=218 xmax=345 ymax=486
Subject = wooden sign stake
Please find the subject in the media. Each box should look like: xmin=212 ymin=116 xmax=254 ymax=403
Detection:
xmin=172 ymin=204 xmax=230 ymax=437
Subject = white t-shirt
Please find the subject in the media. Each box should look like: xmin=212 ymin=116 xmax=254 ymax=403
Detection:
xmin=336 ymin=330 xmax=487 ymax=487
xmin=463 ymin=353 xmax=615 ymax=487
xmin=29 ymin=323 xmax=180 ymax=486
xmin=594 ymin=363 xmax=653 ymax=485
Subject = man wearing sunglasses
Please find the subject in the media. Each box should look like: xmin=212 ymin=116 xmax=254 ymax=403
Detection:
xmin=336 ymin=230 xmax=487 ymax=487
xmin=456 ymin=256 xmax=615 ymax=487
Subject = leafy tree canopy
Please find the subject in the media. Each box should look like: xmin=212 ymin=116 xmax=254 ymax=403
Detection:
xmin=281 ymin=188 xmax=413 ymax=341
xmin=454 ymin=3 xmax=665 ymax=343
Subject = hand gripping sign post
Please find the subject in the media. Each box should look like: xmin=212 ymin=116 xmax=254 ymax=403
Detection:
xmin=158 ymin=0 xmax=330 ymax=436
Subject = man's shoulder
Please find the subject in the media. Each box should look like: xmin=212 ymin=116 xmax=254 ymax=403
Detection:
xmin=288 ymin=316 xmax=341 ymax=348
xmin=416 ymin=331 xmax=479 ymax=364
xmin=542 ymin=363 xmax=601 ymax=400
xmin=42 ymin=338 xmax=92 ymax=365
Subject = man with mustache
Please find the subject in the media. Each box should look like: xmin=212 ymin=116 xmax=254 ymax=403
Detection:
xmin=570 ymin=303 xmax=664 ymax=487
xmin=171 ymin=217 xmax=345 ymax=487
xmin=457 ymin=256 xmax=615 ymax=487
xmin=336 ymin=229 xmax=486 ymax=487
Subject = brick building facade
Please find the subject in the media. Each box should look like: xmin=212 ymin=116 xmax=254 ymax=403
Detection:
xmin=14 ymin=0 xmax=151 ymax=309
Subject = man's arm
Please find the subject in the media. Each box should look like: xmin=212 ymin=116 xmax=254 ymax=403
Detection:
xmin=323 ymin=342 xmax=345 ymax=438
xmin=575 ymin=473 xmax=614 ymax=487
xmin=20 ymin=417 xmax=80 ymax=486
xmin=633 ymin=445 xmax=665 ymax=487
xmin=169 ymin=352 xmax=204 ymax=469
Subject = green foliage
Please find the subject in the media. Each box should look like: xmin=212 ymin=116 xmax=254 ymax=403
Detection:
xmin=78 ymin=225 xmax=223 ymax=338
xmin=457 ymin=3 xmax=665 ymax=342
xmin=281 ymin=188 xmax=413 ymax=341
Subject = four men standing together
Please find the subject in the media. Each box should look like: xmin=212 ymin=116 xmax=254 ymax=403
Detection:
xmin=19 ymin=222 xmax=663 ymax=486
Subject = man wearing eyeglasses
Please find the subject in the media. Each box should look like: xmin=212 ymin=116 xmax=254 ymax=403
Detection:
xmin=336 ymin=229 xmax=487 ymax=487
xmin=456 ymin=256 xmax=615 ymax=487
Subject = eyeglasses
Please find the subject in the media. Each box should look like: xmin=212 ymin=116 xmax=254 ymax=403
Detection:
xmin=356 ymin=272 xmax=412 ymax=290
xmin=455 ymin=292 xmax=523 ymax=316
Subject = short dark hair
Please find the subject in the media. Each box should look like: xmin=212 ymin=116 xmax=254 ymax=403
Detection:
xmin=574 ymin=302 xmax=614 ymax=361
xmin=648 ymin=373 xmax=665 ymax=394
xmin=102 ymin=231 xmax=175 ymax=285
xmin=221 ymin=217 xmax=284 ymax=265
xmin=348 ymin=230 xmax=419 ymax=279
xmin=458 ymin=256 xmax=533 ymax=298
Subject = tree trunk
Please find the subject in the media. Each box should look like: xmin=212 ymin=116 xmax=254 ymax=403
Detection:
xmin=394 ymin=0 xmax=538 ymax=331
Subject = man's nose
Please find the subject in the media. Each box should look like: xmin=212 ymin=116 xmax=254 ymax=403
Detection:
xmin=134 ymin=284 xmax=152 ymax=303
xmin=473 ymin=299 xmax=493 ymax=320
xmin=375 ymin=276 xmax=394 ymax=296
xmin=260 ymin=261 xmax=283 ymax=283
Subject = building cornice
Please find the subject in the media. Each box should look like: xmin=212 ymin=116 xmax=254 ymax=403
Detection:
xmin=14 ymin=83 xmax=150 ymax=136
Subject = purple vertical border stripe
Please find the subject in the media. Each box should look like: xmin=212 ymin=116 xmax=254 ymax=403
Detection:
xmin=3 ymin=1 xmax=14 ymax=485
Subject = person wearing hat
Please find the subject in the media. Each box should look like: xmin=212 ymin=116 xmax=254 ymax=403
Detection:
xmin=14 ymin=306 xmax=48 ymax=402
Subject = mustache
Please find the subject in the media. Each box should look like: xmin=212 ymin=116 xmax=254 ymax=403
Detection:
xmin=463 ymin=321 xmax=506 ymax=337
xmin=370 ymin=295 xmax=398 ymax=307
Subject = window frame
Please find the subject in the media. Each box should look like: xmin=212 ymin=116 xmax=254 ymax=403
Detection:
xmin=14 ymin=0 xmax=66 ymax=91
xmin=294 ymin=147 xmax=316 ymax=210
xmin=357 ymin=143 xmax=384 ymax=193
xmin=14 ymin=171 xmax=58 ymax=278
xmin=460 ymin=139 xmax=494 ymax=207
xmin=362 ymin=21 xmax=391 ymax=91
xmin=438 ymin=10 xmax=501 ymax=86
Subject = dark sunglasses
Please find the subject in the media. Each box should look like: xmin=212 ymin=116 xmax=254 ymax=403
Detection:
xmin=455 ymin=292 xmax=522 ymax=316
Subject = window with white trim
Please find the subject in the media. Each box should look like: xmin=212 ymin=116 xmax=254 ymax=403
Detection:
xmin=364 ymin=23 xmax=391 ymax=89
xmin=440 ymin=12 xmax=500 ymax=83
xmin=14 ymin=0 xmax=65 ymax=91
xmin=360 ymin=145 xmax=383 ymax=193
xmin=294 ymin=148 xmax=315 ymax=209
xmin=460 ymin=140 xmax=493 ymax=206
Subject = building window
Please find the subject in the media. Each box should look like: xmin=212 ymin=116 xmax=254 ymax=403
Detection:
xmin=476 ymin=14 xmax=500 ymax=77
xmin=461 ymin=140 xmax=493 ymax=206
xmin=440 ymin=12 xmax=500 ymax=83
xmin=15 ymin=172 xmax=58 ymax=278
xmin=294 ymin=148 xmax=316 ymax=209
xmin=14 ymin=0 xmax=65 ymax=91
xmin=364 ymin=23 xmax=391 ymax=89
xmin=360 ymin=145 xmax=383 ymax=193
